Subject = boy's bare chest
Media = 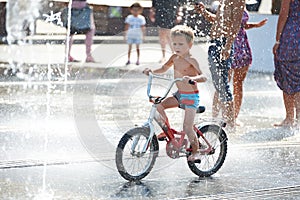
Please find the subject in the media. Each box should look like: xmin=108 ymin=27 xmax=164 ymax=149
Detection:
xmin=173 ymin=59 xmax=195 ymax=76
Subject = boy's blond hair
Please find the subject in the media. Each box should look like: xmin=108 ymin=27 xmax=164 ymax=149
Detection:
xmin=170 ymin=25 xmax=195 ymax=43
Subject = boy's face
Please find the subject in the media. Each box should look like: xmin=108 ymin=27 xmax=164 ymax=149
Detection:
xmin=130 ymin=7 xmax=141 ymax=16
xmin=171 ymin=35 xmax=192 ymax=57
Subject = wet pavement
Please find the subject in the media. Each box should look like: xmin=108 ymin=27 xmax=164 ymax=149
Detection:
xmin=0 ymin=42 xmax=300 ymax=199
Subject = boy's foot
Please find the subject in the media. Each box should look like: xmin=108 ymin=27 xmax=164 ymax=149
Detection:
xmin=157 ymin=132 xmax=167 ymax=141
xmin=188 ymin=152 xmax=201 ymax=162
xmin=136 ymin=61 xmax=140 ymax=65
xmin=86 ymin=56 xmax=95 ymax=63
xmin=126 ymin=61 xmax=131 ymax=65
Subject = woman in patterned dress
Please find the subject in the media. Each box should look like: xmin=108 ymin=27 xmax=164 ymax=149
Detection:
xmin=212 ymin=10 xmax=267 ymax=125
xmin=273 ymin=0 xmax=300 ymax=127
xmin=231 ymin=10 xmax=267 ymax=123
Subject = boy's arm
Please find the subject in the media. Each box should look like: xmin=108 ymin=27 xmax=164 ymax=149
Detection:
xmin=184 ymin=58 xmax=207 ymax=83
xmin=152 ymin=55 xmax=174 ymax=73
xmin=143 ymin=55 xmax=175 ymax=75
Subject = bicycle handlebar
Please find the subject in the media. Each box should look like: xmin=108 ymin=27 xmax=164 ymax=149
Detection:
xmin=147 ymin=72 xmax=195 ymax=103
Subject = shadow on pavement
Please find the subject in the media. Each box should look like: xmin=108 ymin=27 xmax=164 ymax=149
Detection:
xmin=112 ymin=181 xmax=153 ymax=199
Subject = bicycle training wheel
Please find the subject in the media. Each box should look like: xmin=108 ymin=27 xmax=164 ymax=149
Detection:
xmin=187 ymin=125 xmax=227 ymax=177
xmin=115 ymin=127 xmax=159 ymax=181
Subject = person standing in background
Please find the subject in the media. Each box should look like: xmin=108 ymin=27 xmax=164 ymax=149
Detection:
xmin=273 ymin=0 xmax=300 ymax=127
xmin=151 ymin=0 xmax=179 ymax=63
xmin=196 ymin=0 xmax=246 ymax=128
xmin=213 ymin=10 xmax=267 ymax=125
xmin=124 ymin=3 xmax=146 ymax=66
xmin=67 ymin=0 xmax=95 ymax=63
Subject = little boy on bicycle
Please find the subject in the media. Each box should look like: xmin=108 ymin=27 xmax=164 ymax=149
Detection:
xmin=143 ymin=25 xmax=207 ymax=161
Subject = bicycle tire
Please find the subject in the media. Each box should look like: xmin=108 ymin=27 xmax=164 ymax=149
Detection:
xmin=115 ymin=127 xmax=159 ymax=181
xmin=187 ymin=125 xmax=227 ymax=177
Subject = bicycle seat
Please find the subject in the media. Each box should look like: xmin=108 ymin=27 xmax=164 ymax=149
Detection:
xmin=179 ymin=104 xmax=206 ymax=114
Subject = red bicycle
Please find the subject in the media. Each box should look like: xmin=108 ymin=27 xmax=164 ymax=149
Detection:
xmin=116 ymin=73 xmax=228 ymax=181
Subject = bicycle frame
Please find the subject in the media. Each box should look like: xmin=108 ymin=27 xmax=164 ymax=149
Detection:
xmin=138 ymin=73 xmax=214 ymax=155
xmin=116 ymin=73 xmax=228 ymax=181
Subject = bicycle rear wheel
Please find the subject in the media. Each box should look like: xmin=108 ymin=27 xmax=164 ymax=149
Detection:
xmin=115 ymin=127 xmax=159 ymax=181
xmin=187 ymin=125 xmax=227 ymax=177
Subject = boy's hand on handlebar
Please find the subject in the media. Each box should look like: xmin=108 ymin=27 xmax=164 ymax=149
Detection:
xmin=183 ymin=76 xmax=195 ymax=85
xmin=143 ymin=68 xmax=152 ymax=76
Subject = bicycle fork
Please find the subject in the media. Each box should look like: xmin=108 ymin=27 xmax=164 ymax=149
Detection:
xmin=131 ymin=104 xmax=157 ymax=154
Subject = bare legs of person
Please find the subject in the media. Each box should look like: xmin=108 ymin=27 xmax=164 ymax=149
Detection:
xmin=212 ymin=92 xmax=220 ymax=118
xmin=232 ymin=66 xmax=249 ymax=125
xmin=274 ymin=91 xmax=299 ymax=127
xmin=67 ymin=31 xmax=95 ymax=63
xmin=184 ymin=108 xmax=201 ymax=161
xmin=158 ymin=28 xmax=173 ymax=63
xmin=67 ymin=12 xmax=95 ymax=63
xmin=67 ymin=34 xmax=78 ymax=62
xmin=156 ymin=97 xmax=178 ymax=128
xmin=85 ymin=12 xmax=95 ymax=62
xmin=127 ymin=44 xmax=140 ymax=65
xmin=85 ymin=27 xmax=95 ymax=62
xmin=212 ymin=66 xmax=249 ymax=126
xmin=212 ymin=94 xmax=235 ymax=128
xmin=136 ymin=44 xmax=140 ymax=65
xmin=126 ymin=44 xmax=132 ymax=65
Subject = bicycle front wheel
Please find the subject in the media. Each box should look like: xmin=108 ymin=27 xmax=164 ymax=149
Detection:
xmin=188 ymin=125 xmax=227 ymax=177
xmin=115 ymin=127 xmax=159 ymax=181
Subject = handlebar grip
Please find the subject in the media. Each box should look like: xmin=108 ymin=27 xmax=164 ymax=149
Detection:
xmin=188 ymin=80 xmax=196 ymax=85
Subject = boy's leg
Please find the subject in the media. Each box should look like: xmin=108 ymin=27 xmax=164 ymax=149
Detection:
xmin=156 ymin=96 xmax=179 ymax=140
xmin=157 ymin=96 xmax=179 ymax=126
xmin=136 ymin=44 xmax=140 ymax=64
xmin=184 ymin=108 xmax=201 ymax=161
xmin=127 ymin=44 xmax=132 ymax=64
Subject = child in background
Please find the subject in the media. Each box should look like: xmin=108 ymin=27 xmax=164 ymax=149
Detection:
xmin=124 ymin=3 xmax=146 ymax=65
xmin=143 ymin=25 xmax=207 ymax=161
